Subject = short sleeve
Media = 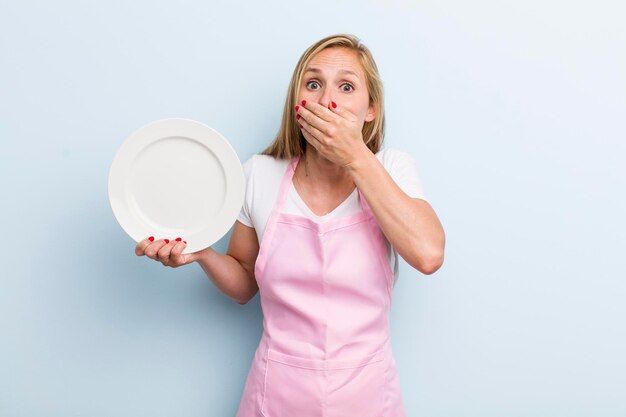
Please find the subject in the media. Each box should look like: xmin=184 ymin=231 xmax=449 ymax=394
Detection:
xmin=382 ymin=149 xmax=428 ymax=202
xmin=236 ymin=157 xmax=255 ymax=228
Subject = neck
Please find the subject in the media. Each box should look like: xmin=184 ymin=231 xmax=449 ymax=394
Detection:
xmin=300 ymin=148 xmax=352 ymax=187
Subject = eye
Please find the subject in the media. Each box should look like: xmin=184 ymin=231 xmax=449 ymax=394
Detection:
xmin=341 ymin=83 xmax=354 ymax=92
xmin=306 ymin=80 xmax=320 ymax=90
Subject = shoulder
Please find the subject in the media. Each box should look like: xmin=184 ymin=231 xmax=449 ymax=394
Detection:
xmin=239 ymin=155 xmax=290 ymax=229
xmin=242 ymin=154 xmax=290 ymax=177
xmin=241 ymin=154 xmax=291 ymax=189
xmin=375 ymin=148 xmax=416 ymax=171
xmin=375 ymin=147 xmax=428 ymax=200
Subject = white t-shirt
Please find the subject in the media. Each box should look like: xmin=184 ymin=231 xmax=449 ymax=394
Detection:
xmin=237 ymin=148 xmax=428 ymax=285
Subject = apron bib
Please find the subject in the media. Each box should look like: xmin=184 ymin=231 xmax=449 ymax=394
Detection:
xmin=236 ymin=156 xmax=406 ymax=417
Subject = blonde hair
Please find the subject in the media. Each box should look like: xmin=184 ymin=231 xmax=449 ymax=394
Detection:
xmin=262 ymin=34 xmax=385 ymax=159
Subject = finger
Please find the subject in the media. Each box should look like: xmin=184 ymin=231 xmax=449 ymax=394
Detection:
xmin=145 ymin=239 xmax=168 ymax=261
xmin=157 ymin=238 xmax=174 ymax=261
xmin=169 ymin=239 xmax=188 ymax=266
xmin=301 ymin=128 xmax=322 ymax=154
xmin=299 ymin=117 xmax=326 ymax=147
xmin=299 ymin=99 xmax=335 ymax=123
xmin=328 ymin=101 xmax=359 ymax=123
xmin=297 ymin=102 xmax=331 ymax=134
xmin=135 ymin=236 xmax=155 ymax=256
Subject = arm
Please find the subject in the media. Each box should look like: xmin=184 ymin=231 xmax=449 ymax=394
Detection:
xmin=296 ymin=101 xmax=445 ymax=275
xmin=195 ymin=220 xmax=260 ymax=304
xmin=136 ymin=221 xmax=259 ymax=304
xmin=346 ymin=151 xmax=445 ymax=274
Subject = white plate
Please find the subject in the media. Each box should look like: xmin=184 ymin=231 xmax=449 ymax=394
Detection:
xmin=108 ymin=118 xmax=245 ymax=254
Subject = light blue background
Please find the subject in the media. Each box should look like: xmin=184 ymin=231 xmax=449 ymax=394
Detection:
xmin=2 ymin=1 xmax=625 ymax=416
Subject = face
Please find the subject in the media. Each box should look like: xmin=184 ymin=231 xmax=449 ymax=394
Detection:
xmin=299 ymin=47 xmax=376 ymax=127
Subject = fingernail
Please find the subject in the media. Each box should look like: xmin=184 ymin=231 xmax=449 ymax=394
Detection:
xmin=175 ymin=237 xmax=182 ymax=242
xmin=164 ymin=239 xmax=170 ymax=244
xmin=301 ymin=99 xmax=306 ymax=106
xmin=183 ymin=241 xmax=187 ymax=244
xmin=299 ymin=124 xmax=303 ymax=129
xmin=296 ymin=114 xmax=301 ymax=120
xmin=148 ymin=236 xmax=155 ymax=242
xmin=331 ymin=101 xmax=337 ymax=108
xmin=295 ymin=105 xmax=300 ymax=111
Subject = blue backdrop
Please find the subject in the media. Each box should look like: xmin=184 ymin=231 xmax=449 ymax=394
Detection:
xmin=2 ymin=0 xmax=625 ymax=416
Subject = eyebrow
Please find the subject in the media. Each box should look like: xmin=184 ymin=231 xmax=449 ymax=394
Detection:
xmin=304 ymin=67 xmax=360 ymax=79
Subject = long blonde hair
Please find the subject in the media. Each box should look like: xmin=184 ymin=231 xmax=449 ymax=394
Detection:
xmin=262 ymin=34 xmax=385 ymax=159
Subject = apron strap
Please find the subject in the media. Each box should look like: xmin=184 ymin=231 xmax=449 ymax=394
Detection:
xmin=260 ymin=155 xmax=300 ymax=256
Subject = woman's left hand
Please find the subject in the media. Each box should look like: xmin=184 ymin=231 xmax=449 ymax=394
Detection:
xmin=296 ymin=100 xmax=369 ymax=167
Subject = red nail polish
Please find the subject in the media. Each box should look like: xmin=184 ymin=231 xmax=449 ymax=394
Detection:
xmin=296 ymin=114 xmax=301 ymax=120
xmin=148 ymin=236 xmax=155 ymax=242
xmin=183 ymin=241 xmax=187 ymax=244
xmin=175 ymin=237 xmax=182 ymax=242
xmin=299 ymin=124 xmax=303 ymax=129
xmin=295 ymin=105 xmax=300 ymax=111
xmin=331 ymin=101 xmax=337 ymax=108
xmin=164 ymin=239 xmax=170 ymax=244
xmin=301 ymin=100 xmax=306 ymax=106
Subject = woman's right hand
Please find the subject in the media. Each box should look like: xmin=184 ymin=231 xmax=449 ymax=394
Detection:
xmin=133 ymin=222 xmax=260 ymax=304
xmin=135 ymin=236 xmax=199 ymax=268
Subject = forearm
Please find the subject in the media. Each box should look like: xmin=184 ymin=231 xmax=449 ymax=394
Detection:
xmin=195 ymin=248 xmax=258 ymax=304
xmin=346 ymin=150 xmax=445 ymax=274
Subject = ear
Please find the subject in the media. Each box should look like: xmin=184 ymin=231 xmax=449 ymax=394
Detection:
xmin=364 ymin=102 xmax=377 ymax=122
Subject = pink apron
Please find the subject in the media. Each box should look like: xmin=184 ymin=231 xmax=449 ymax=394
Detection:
xmin=236 ymin=156 xmax=406 ymax=417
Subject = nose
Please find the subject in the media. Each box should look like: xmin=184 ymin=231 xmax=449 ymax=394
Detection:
xmin=318 ymin=87 xmax=335 ymax=109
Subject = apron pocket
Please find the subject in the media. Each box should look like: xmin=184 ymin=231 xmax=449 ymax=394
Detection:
xmin=261 ymin=349 xmax=386 ymax=417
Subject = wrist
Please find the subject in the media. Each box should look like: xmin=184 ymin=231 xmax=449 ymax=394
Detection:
xmin=192 ymin=246 xmax=216 ymax=266
xmin=345 ymin=145 xmax=375 ymax=176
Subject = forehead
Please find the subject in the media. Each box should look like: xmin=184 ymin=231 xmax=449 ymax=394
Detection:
xmin=305 ymin=47 xmax=364 ymax=77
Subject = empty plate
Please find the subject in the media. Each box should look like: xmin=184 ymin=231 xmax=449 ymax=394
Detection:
xmin=108 ymin=118 xmax=245 ymax=254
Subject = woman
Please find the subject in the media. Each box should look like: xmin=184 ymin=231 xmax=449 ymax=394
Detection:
xmin=136 ymin=34 xmax=445 ymax=416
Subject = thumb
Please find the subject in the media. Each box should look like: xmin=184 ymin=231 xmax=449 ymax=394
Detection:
xmin=170 ymin=240 xmax=197 ymax=265
xmin=328 ymin=101 xmax=356 ymax=122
